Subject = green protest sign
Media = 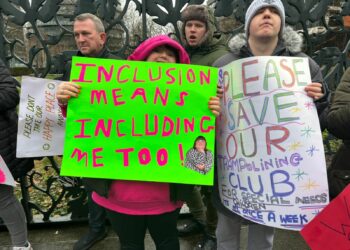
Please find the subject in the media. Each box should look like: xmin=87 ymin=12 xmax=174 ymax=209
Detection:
xmin=60 ymin=56 xmax=218 ymax=185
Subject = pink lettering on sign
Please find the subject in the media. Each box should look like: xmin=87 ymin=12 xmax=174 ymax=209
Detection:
xmin=117 ymin=65 xmax=130 ymax=83
xmin=184 ymin=118 xmax=195 ymax=133
xmin=187 ymin=69 xmax=196 ymax=83
xmin=112 ymin=88 xmax=126 ymax=106
xmin=145 ymin=115 xmax=158 ymax=136
xmin=178 ymin=143 xmax=184 ymax=166
xmin=199 ymin=69 xmax=210 ymax=85
xmin=131 ymin=88 xmax=147 ymax=103
xmin=115 ymin=147 xmax=170 ymax=167
xmin=71 ymin=148 xmax=88 ymax=166
xmin=72 ymin=63 xmax=96 ymax=83
xmin=74 ymin=119 xmax=92 ymax=138
xmin=154 ymin=87 xmax=169 ymax=106
xmin=200 ymin=116 xmax=215 ymax=133
xmin=133 ymin=67 xmax=145 ymax=83
xmin=175 ymin=92 xmax=188 ymax=106
xmin=115 ymin=148 xmax=134 ymax=166
xmin=139 ymin=148 xmax=151 ymax=165
xmin=98 ymin=65 xmax=114 ymax=82
xmin=149 ymin=67 xmax=161 ymax=81
xmin=92 ymin=148 xmax=104 ymax=167
xmin=95 ymin=119 xmax=112 ymax=137
xmin=91 ymin=90 xmax=107 ymax=104
xmin=132 ymin=117 xmax=142 ymax=136
xmin=162 ymin=117 xmax=174 ymax=136
xmin=166 ymin=68 xmax=176 ymax=84
xmin=157 ymin=148 xmax=168 ymax=166
xmin=116 ymin=120 xmax=126 ymax=137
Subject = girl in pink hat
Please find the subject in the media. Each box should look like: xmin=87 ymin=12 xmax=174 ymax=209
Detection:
xmin=96 ymin=35 xmax=220 ymax=249
xmin=57 ymin=35 xmax=220 ymax=249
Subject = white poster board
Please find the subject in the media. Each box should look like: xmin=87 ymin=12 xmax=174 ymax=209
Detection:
xmin=217 ymin=56 xmax=329 ymax=230
xmin=17 ymin=76 xmax=65 ymax=157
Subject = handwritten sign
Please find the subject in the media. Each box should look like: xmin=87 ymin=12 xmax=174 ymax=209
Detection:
xmin=17 ymin=76 xmax=65 ymax=157
xmin=0 ymin=155 xmax=15 ymax=186
xmin=301 ymin=184 xmax=350 ymax=249
xmin=216 ymin=56 xmax=329 ymax=230
xmin=60 ymin=57 xmax=217 ymax=185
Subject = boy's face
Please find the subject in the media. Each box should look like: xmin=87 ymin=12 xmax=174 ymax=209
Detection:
xmin=146 ymin=45 xmax=177 ymax=63
xmin=248 ymin=7 xmax=281 ymax=40
xmin=184 ymin=20 xmax=207 ymax=47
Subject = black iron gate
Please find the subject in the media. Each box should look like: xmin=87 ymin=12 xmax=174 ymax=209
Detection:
xmin=0 ymin=0 xmax=349 ymax=224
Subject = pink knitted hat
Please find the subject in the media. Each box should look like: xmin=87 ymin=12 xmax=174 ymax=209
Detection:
xmin=128 ymin=35 xmax=190 ymax=64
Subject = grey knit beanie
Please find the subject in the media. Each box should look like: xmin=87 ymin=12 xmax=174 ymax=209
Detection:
xmin=245 ymin=0 xmax=285 ymax=37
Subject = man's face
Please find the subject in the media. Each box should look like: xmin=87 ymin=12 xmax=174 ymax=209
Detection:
xmin=73 ymin=19 xmax=106 ymax=57
xmin=184 ymin=20 xmax=207 ymax=47
xmin=249 ymin=7 xmax=281 ymax=40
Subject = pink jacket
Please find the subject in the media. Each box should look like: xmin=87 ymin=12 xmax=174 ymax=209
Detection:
xmin=93 ymin=36 xmax=190 ymax=215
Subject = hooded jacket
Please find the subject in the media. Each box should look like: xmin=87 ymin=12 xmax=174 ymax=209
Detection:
xmin=0 ymin=59 xmax=34 ymax=179
xmin=181 ymin=5 xmax=229 ymax=66
xmin=212 ymin=26 xmax=330 ymax=218
xmin=214 ymin=26 xmax=329 ymax=117
xmin=326 ymin=68 xmax=350 ymax=176
xmin=92 ymin=36 xmax=193 ymax=215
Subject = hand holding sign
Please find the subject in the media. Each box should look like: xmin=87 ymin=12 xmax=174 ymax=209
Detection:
xmin=56 ymin=81 xmax=81 ymax=106
xmin=304 ymin=82 xmax=323 ymax=100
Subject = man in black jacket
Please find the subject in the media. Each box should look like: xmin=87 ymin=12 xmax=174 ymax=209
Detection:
xmin=57 ymin=13 xmax=120 ymax=250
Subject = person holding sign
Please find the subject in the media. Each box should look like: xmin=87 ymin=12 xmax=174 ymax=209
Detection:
xmin=185 ymin=136 xmax=213 ymax=175
xmin=92 ymin=35 xmax=220 ymax=250
xmin=0 ymin=58 xmax=33 ymax=250
xmin=327 ymin=68 xmax=350 ymax=199
xmin=56 ymin=13 xmax=121 ymax=250
xmin=178 ymin=5 xmax=230 ymax=248
xmin=56 ymin=35 xmax=220 ymax=250
xmin=212 ymin=0 xmax=329 ymax=249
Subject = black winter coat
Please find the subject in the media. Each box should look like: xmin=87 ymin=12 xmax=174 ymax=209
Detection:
xmin=0 ymin=59 xmax=34 ymax=178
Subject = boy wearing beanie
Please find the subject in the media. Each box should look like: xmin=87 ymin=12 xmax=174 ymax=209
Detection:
xmin=181 ymin=4 xmax=229 ymax=65
xmin=178 ymin=4 xmax=229 ymax=250
xmin=212 ymin=0 xmax=329 ymax=249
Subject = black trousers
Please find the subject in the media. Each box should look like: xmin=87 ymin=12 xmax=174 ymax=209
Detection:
xmin=106 ymin=208 xmax=180 ymax=250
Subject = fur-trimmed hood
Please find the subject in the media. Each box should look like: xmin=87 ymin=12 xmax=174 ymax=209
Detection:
xmin=228 ymin=26 xmax=303 ymax=55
